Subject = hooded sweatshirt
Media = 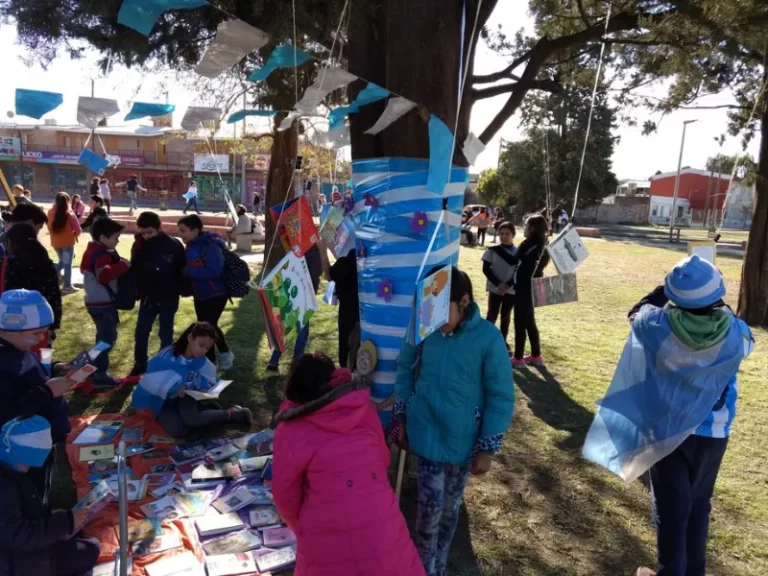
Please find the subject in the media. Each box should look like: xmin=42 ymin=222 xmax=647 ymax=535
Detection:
xmin=272 ymin=370 xmax=425 ymax=576
xmin=184 ymin=232 xmax=227 ymax=301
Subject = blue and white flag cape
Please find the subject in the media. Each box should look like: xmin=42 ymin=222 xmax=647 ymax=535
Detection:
xmin=582 ymin=305 xmax=753 ymax=482
xmin=131 ymin=348 xmax=218 ymax=416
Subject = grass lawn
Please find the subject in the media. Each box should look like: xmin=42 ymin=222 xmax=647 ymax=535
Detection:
xmin=45 ymin=231 xmax=767 ymax=576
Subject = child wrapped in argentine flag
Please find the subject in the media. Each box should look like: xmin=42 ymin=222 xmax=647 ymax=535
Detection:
xmin=130 ymin=322 xmax=252 ymax=438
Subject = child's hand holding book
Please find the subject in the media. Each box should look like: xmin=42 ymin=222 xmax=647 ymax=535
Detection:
xmin=46 ymin=377 xmax=75 ymax=398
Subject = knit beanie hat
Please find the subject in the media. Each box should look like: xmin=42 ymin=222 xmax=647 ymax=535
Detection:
xmin=0 ymin=289 xmax=54 ymax=331
xmin=0 ymin=416 xmax=52 ymax=468
xmin=664 ymin=255 xmax=726 ymax=309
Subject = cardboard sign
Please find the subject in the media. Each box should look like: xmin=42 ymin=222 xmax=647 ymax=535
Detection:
xmin=533 ymin=273 xmax=579 ymax=307
xmin=269 ymin=196 xmax=319 ymax=257
xmin=688 ymin=241 xmax=717 ymax=265
xmin=547 ymin=224 xmax=589 ymax=274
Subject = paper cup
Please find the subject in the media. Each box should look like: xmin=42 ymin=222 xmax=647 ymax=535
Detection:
xmin=40 ymin=348 xmax=53 ymax=375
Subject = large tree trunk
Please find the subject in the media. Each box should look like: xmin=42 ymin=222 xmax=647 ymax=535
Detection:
xmin=738 ymin=101 xmax=768 ymax=326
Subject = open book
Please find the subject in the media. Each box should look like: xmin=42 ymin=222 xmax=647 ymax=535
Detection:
xmin=66 ymin=341 xmax=112 ymax=383
xmin=185 ymin=380 xmax=233 ymax=401
xmin=72 ymin=480 xmax=115 ymax=532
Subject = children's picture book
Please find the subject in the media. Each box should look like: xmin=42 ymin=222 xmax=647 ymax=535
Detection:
xmin=66 ymin=341 xmax=112 ymax=383
xmin=255 ymin=546 xmax=297 ymax=574
xmin=150 ymin=463 xmax=177 ymax=474
xmin=191 ymin=461 xmax=240 ymax=483
xmin=73 ymin=423 xmax=122 ymax=445
xmin=148 ymin=434 xmax=181 ymax=444
xmin=202 ymin=529 xmax=263 ymax=556
xmin=177 ymin=487 xmax=221 ymax=517
xmin=262 ymin=526 xmax=296 ymax=548
xmin=206 ymin=443 xmax=240 ymax=462
xmin=145 ymin=473 xmax=178 ymax=486
xmin=532 ymin=272 xmax=579 ymax=308
xmin=184 ymin=379 xmax=233 ymax=402
xmin=408 ymin=265 xmax=451 ymax=345
xmin=205 ymin=552 xmax=257 ymax=576
xmin=78 ymin=444 xmax=115 ymax=462
xmin=150 ymin=481 xmax=186 ymax=499
xmin=176 ymin=456 xmax=210 ymax=475
xmin=125 ymin=443 xmax=155 ymax=457
xmin=688 ymin=240 xmax=717 ymax=265
xmin=269 ymin=195 xmax=319 ymax=257
xmin=322 ymin=280 xmax=338 ymax=306
xmin=144 ymin=448 xmax=171 ymax=460
xmin=106 ymin=478 xmax=148 ymax=501
xmin=233 ymin=429 xmax=274 ymax=450
xmin=257 ymin=252 xmax=317 ymax=353
xmin=195 ymin=511 xmax=245 ymax=537
xmin=249 ymin=507 xmax=282 ymax=528
xmin=171 ymin=442 xmax=212 ymax=463
xmin=127 ymin=518 xmax=163 ymax=542
xmin=239 ymin=456 xmax=270 ymax=474
xmin=140 ymin=495 xmax=194 ymax=521
xmin=212 ymin=486 xmax=256 ymax=514
xmin=131 ymin=532 xmax=183 ymax=557
xmin=72 ymin=480 xmax=115 ymax=531
xmin=93 ymin=557 xmax=132 ymax=576
xmin=319 ymin=205 xmax=356 ymax=258
xmin=121 ymin=427 xmax=142 ymax=443
xmin=145 ymin=552 xmax=205 ymax=576
xmin=244 ymin=485 xmax=274 ymax=506
xmin=87 ymin=458 xmax=117 ymax=480
xmin=89 ymin=420 xmax=124 ymax=429
xmin=547 ymin=224 xmax=589 ymax=274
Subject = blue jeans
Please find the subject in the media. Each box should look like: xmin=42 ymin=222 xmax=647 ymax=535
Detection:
xmin=54 ymin=246 xmax=75 ymax=288
xmin=269 ymin=323 xmax=309 ymax=366
xmin=184 ymin=198 xmax=200 ymax=213
xmin=87 ymin=306 xmax=118 ymax=385
xmin=134 ymin=298 xmax=178 ymax=365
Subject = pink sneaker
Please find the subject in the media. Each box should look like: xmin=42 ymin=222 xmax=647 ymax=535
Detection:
xmin=636 ymin=569 xmax=656 ymax=576
xmin=524 ymin=355 xmax=545 ymax=366
xmin=511 ymin=357 xmax=527 ymax=369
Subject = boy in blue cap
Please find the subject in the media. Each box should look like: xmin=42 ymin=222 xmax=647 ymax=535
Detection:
xmin=0 ymin=415 xmax=100 ymax=575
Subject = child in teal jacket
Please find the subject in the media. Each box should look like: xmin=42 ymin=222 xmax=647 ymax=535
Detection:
xmin=393 ymin=266 xmax=515 ymax=576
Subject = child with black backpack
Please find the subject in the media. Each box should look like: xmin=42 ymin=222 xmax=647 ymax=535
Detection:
xmin=80 ymin=217 xmax=131 ymax=388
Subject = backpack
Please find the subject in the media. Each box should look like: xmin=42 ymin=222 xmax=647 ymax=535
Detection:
xmin=90 ymin=249 xmax=137 ymax=310
xmin=202 ymin=242 xmax=250 ymax=298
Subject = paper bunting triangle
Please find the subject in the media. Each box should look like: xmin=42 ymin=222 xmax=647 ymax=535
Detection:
xmin=294 ymin=67 xmax=358 ymax=113
xmin=328 ymin=104 xmax=357 ymax=132
xmin=364 ymin=97 xmax=417 ymax=135
xmin=77 ymin=148 xmax=110 ymax=176
xmin=77 ymin=97 xmax=120 ymax=129
xmin=329 ymin=126 xmax=351 ymax=149
xmin=118 ymin=0 xmax=209 ymax=36
xmin=426 ymin=115 xmax=454 ymax=194
xmin=278 ymin=111 xmax=302 ymax=131
xmin=227 ymin=109 xmax=277 ymax=124
xmin=248 ymin=44 xmax=313 ymax=82
xmin=124 ymin=102 xmax=175 ymax=121
xmin=327 ymin=82 xmax=390 ymax=131
xmin=196 ymin=19 xmax=270 ymax=79
xmin=180 ymin=106 xmax=222 ymax=131
xmin=15 ymin=89 xmax=64 ymax=120
xmin=462 ymin=132 xmax=486 ymax=166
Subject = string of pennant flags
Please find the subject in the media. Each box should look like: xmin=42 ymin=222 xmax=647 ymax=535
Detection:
xmin=12 ymin=0 xmax=488 ymax=190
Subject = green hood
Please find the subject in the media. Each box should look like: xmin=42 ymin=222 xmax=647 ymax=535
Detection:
xmin=668 ymin=308 xmax=731 ymax=350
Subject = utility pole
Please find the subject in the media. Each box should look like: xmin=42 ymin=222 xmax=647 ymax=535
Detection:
xmin=669 ymin=119 xmax=697 ymax=240
xmin=17 ymin=128 xmax=24 ymax=188
xmin=90 ymin=79 xmax=96 ymax=152
xmin=241 ymin=93 xmax=247 ymax=203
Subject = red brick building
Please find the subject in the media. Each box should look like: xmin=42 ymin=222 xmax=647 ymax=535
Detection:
xmin=649 ymin=168 xmax=734 ymax=211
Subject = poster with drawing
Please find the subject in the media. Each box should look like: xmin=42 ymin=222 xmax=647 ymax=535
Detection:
xmin=319 ymin=206 xmax=356 ymax=258
xmin=547 ymin=224 xmax=589 ymax=274
xmin=533 ymin=273 xmax=579 ymax=307
xmin=410 ymin=265 xmax=452 ymax=345
xmin=687 ymin=241 xmax=717 ymax=265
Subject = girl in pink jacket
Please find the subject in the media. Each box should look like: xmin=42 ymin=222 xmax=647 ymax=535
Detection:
xmin=272 ymin=354 xmax=425 ymax=576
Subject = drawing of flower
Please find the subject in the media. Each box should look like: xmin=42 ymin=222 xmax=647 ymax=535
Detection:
xmin=363 ymin=193 xmax=379 ymax=210
xmin=376 ymin=278 xmax=393 ymax=303
xmin=410 ymin=211 xmax=429 ymax=234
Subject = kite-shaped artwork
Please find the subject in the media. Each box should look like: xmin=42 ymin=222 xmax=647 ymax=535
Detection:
xmin=15 ymin=89 xmax=63 ymax=120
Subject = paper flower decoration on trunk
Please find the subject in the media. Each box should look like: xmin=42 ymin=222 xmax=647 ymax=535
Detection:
xmin=377 ymin=278 xmax=393 ymax=302
xmin=344 ymin=194 xmax=355 ymax=215
xmin=363 ymin=192 xmax=379 ymax=211
xmin=410 ymin=211 xmax=429 ymax=234
xmin=356 ymin=242 xmax=366 ymax=259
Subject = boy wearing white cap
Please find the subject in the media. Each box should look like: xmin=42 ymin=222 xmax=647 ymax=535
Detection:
xmin=0 ymin=415 xmax=100 ymax=575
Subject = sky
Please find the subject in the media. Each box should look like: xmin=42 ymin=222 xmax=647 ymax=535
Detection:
xmin=0 ymin=2 xmax=759 ymax=182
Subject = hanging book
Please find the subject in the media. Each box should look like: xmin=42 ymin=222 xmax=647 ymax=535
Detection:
xmin=269 ymin=195 xmax=319 ymax=257
xmin=319 ymin=205 xmax=356 ymax=258
xmin=532 ymin=273 xmax=579 ymax=307
xmin=407 ymin=265 xmax=452 ymax=345
xmin=257 ymin=252 xmax=318 ymax=352
xmin=547 ymin=224 xmax=589 ymax=274
xmin=688 ymin=240 xmax=717 ymax=265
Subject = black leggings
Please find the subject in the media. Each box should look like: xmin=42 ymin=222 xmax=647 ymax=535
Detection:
xmin=194 ymin=296 xmax=230 ymax=362
xmin=513 ymin=293 xmax=541 ymax=360
xmin=477 ymin=228 xmax=487 ymax=245
xmin=158 ymin=396 xmax=231 ymax=438
xmin=486 ymin=292 xmax=514 ymax=345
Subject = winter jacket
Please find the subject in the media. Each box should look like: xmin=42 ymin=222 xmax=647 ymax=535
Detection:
xmin=0 ymin=463 xmax=74 ymax=576
xmin=272 ymin=370 xmax=425 ymax=576
xmin=184 ymin=232 xmax=227 ymax=301
xmin=71 ymin=201 xmax=85 ymax=220
xmin=394 ymin=301 xmax=515 ymax=465
xmin=0 ymin=337 xmax=70 ymax=443
xmin=3 ymin=255 xmax=63 ymax=330
xmin=131 ymin=232 xmax=189 ymax=302
xmin=46 ymin=209 xmax=81 ymax=249
xmin=80 ymin=241 xmax=130 ymax=308
xmin=80 ymin=207 xmax=107 ymax=233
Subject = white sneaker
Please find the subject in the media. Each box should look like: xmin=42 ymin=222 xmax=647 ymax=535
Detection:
xmin=219 ymin=351 xmax=235 ymax=370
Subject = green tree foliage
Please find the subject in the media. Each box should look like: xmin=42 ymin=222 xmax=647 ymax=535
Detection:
xmin=476 ymin=169 xmax=503 ymax=205
xmin=705 ymin=153 xmax=758 ymax=186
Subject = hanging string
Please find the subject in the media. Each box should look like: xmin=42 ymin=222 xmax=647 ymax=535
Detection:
xmin=542 ymin=127 xmax=553 ymax=219
xmin=571 ymin=2 xmax=612 ymax=219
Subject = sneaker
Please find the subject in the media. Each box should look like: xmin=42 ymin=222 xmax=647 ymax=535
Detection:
xmin=219 ymin=351 xmax=235 ymax=370
xmin=511 ymin=357 xmax=527 ymax=369
xmin=524 ymin=355 xmax=545 ymax=366
xmin=90 ymin=377 xmax=121 ymax=390
xmin=636 ymin=569 xmax=656 ymax=576
xmin=228 ymin=406 xmax=253 ymax=427
xmin=61 ymin=286 xmax=79 ymax=295
xmin=128 ymin=363 xmax=147 ymax=378
xmin=266 ymin=363 xmax=279 ymax=373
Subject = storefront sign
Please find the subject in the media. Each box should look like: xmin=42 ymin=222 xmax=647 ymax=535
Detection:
xmin=21 ymin=150 xmax=80 ymax=164
xmin=0 ymin=137 xmax=21 ymax=159
xmin=117 ymin=152 xmax=145 ymax=167
xmin=0 ymin=149 xmax=146 ymax=167
xmin=194 ymin=153 xmax=230 ymax=173
xmin=252 ymin=153 xmax=270 ymax=171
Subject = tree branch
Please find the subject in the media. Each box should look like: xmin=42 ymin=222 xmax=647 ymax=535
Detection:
xmin=679 ymin=104 xmax=750 ymax=110
xmin=576 ymin=0 xmax=592 ymax=27
xmin=472 ymin=50 xmax=533 ymax=84
xmin=473 ymin=79 xmax=560 ymax=100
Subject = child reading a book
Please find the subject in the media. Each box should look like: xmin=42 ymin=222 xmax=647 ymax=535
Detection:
xmin=392 ymin=267 xmax=514 ymax=576
xmin=272 ymin=354 xmax=425 ymax=576
xmin=0 ymin=415 xmax=100 ymax=576
xmin=482 ymin=221 xmax=517 ymax=349
xmin=131 ymin=321 xmax=252 ymax=437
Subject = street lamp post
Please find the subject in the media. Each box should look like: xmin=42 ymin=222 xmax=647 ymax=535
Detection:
xmin=669 ymin=119 xmax=698 ymax=240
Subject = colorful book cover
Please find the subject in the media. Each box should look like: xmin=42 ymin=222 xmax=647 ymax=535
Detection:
xmin=205 ymin=552 xmax=257 ymax=576
xmin=212 ymin=486 xmax=255 ymax=514
xmin=319 ymin=205 xmax=356 ymax=258
xmin=72 ymin=480 xmax=115 ymax=531
xmin=127 ymin=518 xmax=163 ymax=542
xmin=249 ymin=507 xmax=282 ymax=528
xmin=411 ymin=265 xmax=452 ymax=345
xmin=78 ymin=445 xmax=115 ymax=462
xmin=262 ymin=526 xmax=296 ymax=547
xmin=140 ymin=495 xmax=194 ymax=521
xmin=202 ymin=530 xmax=263 ymax=556
xmin=177 ymin=487 xmax=221 ymax=517
xmin=194 ymin=511 xmax=245 ymax=537
xmin=269 ymin=195 xmax=319 ymax=257
xmin=532 ymin=272 xmax=579 ymax=307
xmin=257 ymin=252 xmax=317 ymax=352
xmin=121 ymin=427 xmax=142 ymax=443
xmin=255 ymin=545 xmax=296 ymax=573
xmin=73 ymin=424 xmax=122 ymax=445
xmin=106 ymin=478 xmax=148 ymax=501
xmin=131 ymin=532 xmax=183 ymax=557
